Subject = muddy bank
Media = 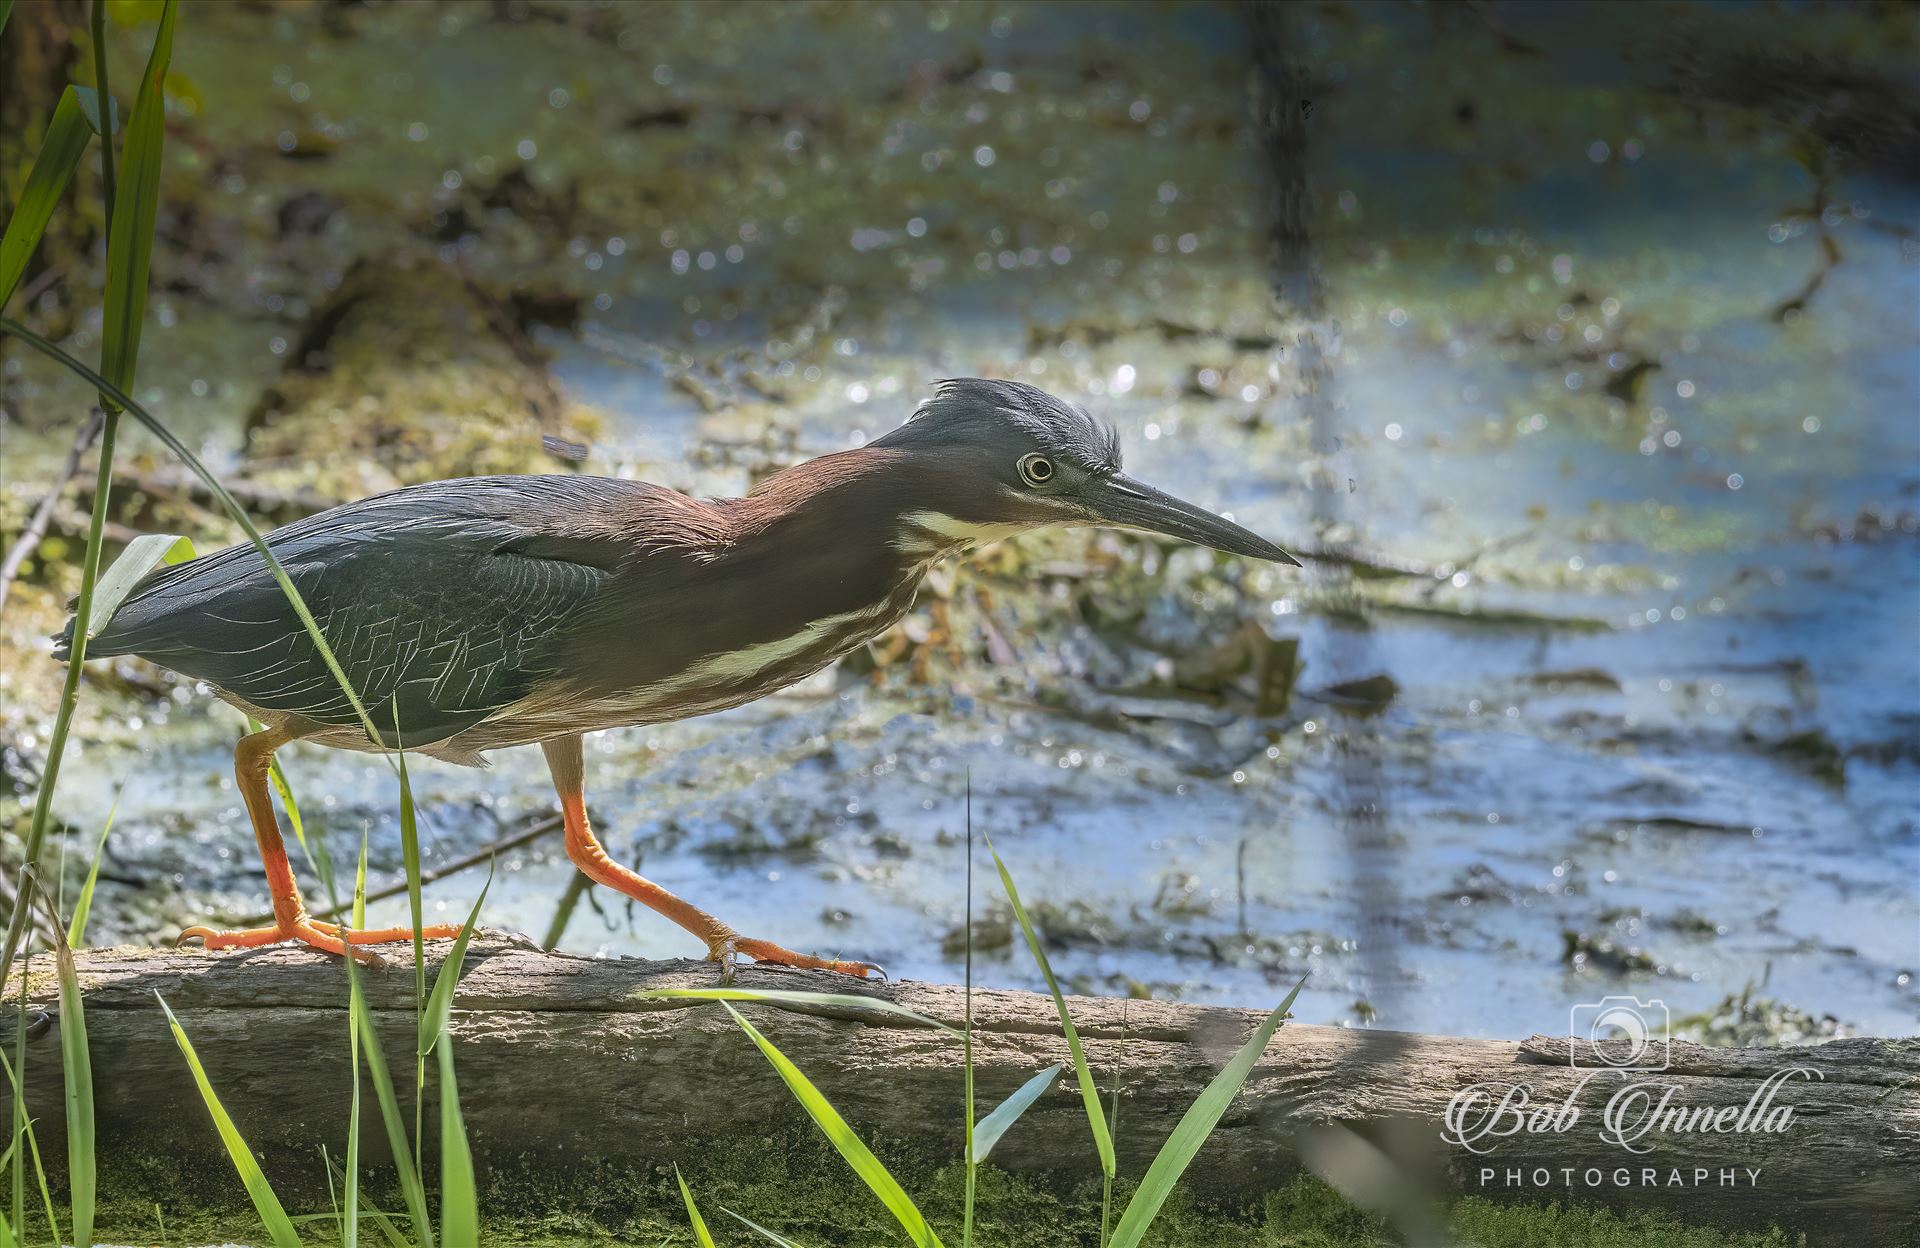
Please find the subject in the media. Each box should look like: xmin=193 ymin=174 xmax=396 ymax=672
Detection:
xmin=242 ymin=253 xmax=596 ymax=498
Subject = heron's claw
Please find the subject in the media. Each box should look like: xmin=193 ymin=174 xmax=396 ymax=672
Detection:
xmin=177 ymin=915 xmax=459 ymax=966
xmin=705 ymin=934 xmax=882 ymax=979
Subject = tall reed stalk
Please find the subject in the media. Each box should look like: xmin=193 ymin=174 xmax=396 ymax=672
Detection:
xmin=0 ymin=0 xmax=171 ymax=996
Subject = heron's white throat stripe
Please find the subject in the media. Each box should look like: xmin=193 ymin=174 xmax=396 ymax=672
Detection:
xmin=620 ymin=588 xmax=909 ymax=716
xmin=895 ymin=510 xmax=1031 ymax=555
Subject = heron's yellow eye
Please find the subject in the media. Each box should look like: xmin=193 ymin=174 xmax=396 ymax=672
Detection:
xmin=1018 ymin=454 xmax=1055 ymax=487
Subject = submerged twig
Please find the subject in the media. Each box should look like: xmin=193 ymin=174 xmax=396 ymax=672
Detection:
xmin=235 ymin=813 xmax=560 ymax=927
xmin=0 ymin=866 xmax=60 ymax=954
xmin=84 ymin=467 xmax=339 ymax=519
xmin=0 ymin=408 xmax=106 ymax=616
xmin=540 ymin=868 xmax=595 ymax=950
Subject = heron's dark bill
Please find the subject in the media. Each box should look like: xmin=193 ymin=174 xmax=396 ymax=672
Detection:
xmin=1086 ymin=474 xmax=1300 ymax=565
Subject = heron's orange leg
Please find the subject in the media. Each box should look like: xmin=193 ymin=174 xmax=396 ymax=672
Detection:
xmin=542 ymin=736 xmax=881 ymax=979
xmin=179 ymin=726 xmax=465 ymax=964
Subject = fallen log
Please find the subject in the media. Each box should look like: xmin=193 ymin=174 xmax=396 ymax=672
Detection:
xmin=3 ymin=943 xmax=1914 ymax=1244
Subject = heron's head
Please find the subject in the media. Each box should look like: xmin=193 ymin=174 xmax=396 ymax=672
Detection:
xmin=870 ymin=378 xmax=1298 ymax=564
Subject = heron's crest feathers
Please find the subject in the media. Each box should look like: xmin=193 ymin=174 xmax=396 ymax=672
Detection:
xmin=878 ymin=378 xmax=1121 ymax=474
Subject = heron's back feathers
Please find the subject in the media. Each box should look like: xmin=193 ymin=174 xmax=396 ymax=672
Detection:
xmin=61 ymin=476 xmax=702 ymax=747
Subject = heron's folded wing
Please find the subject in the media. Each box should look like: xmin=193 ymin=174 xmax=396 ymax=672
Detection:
xmin=91 ymin=515 xmax=610 ymax=748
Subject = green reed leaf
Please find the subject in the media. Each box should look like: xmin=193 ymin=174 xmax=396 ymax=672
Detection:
xmin=0 ymin=1046 xmax=60 ymax=1248
xmin=155 ymin=993 xmax=302 ymax=1248
xmin=970 ymin=1063 xmax=1063 ymax=1165
xmin=348 ymin=943 xmax=435 ymax=1248
xmin=97 ymin=0 xmax=174 ymax=401
xmin=985 ymin=836 xmax=1115 ymax=1180
xmin=70 ymin=87 xmax=119 ymax=138
xmin=343 ymin=829 xmax=369 ymax=1248
xmin=88 ymin=533 xmax=195 ymax=642
xmin=1106 ymin=975 xmax=1307 ymax=1248
xmin=0 ymin=1152 xmax=15 ymax=1248
xmin=0 ymin=87 xmax=92 ymax=310
xmin=426 ymin=871 xmax=488 ymax=1244
xmin=675 ymin=1165 xmax=716 ymax=1248
xmin=639 ymin=986 xmax=956 ymax=1034
xmin=721 ymin=1206 xmax=810 ymax=1248
xmin=420 ymin=866 xmax=489 ymax=1059
xmin=64 ymin=795 xmax=118 ymax=949
xmin=54 ymin=944 xmax=94 ymax=1247
xmin=723 ymin=1001 xmax=944 ymax=1247
xmin=437 ymin=1041 xmax=476 ymax=1247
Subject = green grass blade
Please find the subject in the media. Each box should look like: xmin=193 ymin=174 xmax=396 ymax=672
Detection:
xmin=53 ymin=834 xmax=70 ymax=941
xmin=340 ymin=819 xmax=432 ymax=1248
xmin=320 ymin=1140 xmax=409 ymax=1248
xmin=0 ymin=1046 xmax=61 ymax=1247
xmin=8 ymin=960 xmax=26 ymax=1244
xmin=0 ymin=1 xmax=14 ymax=39
xmin=97 ymin=0 xmax=174 ymax=400
xmin=154 ymin=992 xmax=302 ymax=1248
xmin=54 ymin=943 xmax=95 ymax=1247
xmin=985 ymin=836 xmax=1115 ymax=1180
xmin=0 ymin=86 xmax=92 ymax=310
xmin=70 ymin=87 xmax=119 ymax=139
xmin=638 ymin=987 xmax=955 ymax=1034
xmin=436 ymin=1043 xmax=476 ymax=1247
xmin=425 ymin=871 xmax=488 ymax=1246
xmin=395 ymin=743 xmax=428 ymax=1006
xmin=721 ymin=1002 xmax=944 ymax=1248
xmin=394 ymin=737 xmax=429 ymax=1193
xmin=962 ymin=779 xmax=975 ymax=1248
xmin=87 ymin=0 xmax=118 ymax=238
xmin=0 ymin=1156 xmax=14 ymax=1248
xmin=1106 ymin=975 xmax=1308 ymax=1248
xmin=320 ymin=1142 xmax=340 ymax=1240
xmin=64 ymin=794 xmax=119 ymax=948
xmin=88 ymin=534 xmax=196 ymax=641
xmin=674 ymin=1165 xmax=716 ymax=1248
xmin=970 ymin=1064 xmax=1062 ymax=1165
xmin=368 ymin=1209 xmax=411 ymax=1248
xmin=268 ymin=752 xmax=307 ymax=852
xmin=1102 ymin=1016 xmax=1126 ymax=1248
xmin=28 ymin=878 xmax=97 ymax=1247
xmin=343 ymin=830 xmax=369 ymax=1248
xmin=347 ymin=914 xmax=435 ymax=1248
xmin=721 ymin=1206 xmax=809 ymax=1248
xmin=365 ymin=1201 xmax=412 ymax=1248
xmin=420 ymin=865 xmax=490 ymax=1058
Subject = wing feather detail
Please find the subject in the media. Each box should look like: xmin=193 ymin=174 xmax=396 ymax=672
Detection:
xmin=83 ymin=477 xmax=639 ymax=748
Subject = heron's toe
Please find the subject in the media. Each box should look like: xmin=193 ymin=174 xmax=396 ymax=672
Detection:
xmin=727 ymin=936 xmax=884 ymax=979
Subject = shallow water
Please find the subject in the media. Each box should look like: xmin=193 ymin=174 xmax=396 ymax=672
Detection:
xmin=12 ymin=1 xmax=1916 ymax=1040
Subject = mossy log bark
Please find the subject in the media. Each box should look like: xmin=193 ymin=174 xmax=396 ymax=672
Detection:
xmin=3 ymin=942 xmax=1914 ymax=1244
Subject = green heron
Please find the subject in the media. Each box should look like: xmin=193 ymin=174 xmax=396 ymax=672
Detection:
xmin=61 ymin=379 xmax=1296 ymax=977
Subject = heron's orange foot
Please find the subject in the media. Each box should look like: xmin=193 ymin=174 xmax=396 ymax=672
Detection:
xmin=178 ymin=917 xmax=465 ymax=966
xmin=713 ymin=935 xmax=886 ymax=980
xmin=307 ymin=918 xmax=468 ymax=945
